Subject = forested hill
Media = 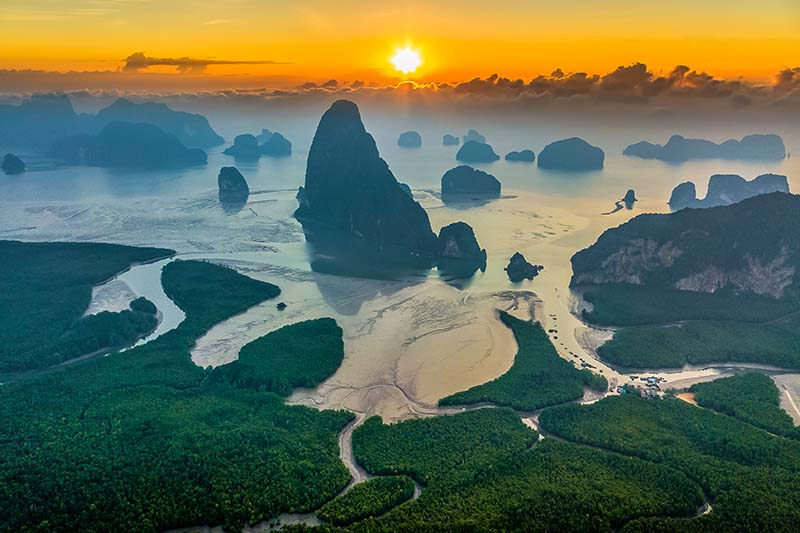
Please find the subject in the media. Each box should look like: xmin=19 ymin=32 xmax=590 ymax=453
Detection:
xmin=571 ymin=193 xmax=800 ymax=300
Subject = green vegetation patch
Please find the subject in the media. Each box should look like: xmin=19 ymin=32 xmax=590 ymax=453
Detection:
xmin=580 ymin=284 xmax=797 ymax=327
xmin=0 ymin=240 xmax=173 ymax=373
xmin=347 ymin=408 xmax=702 ymax=531
xmin=129 ymin=296 xmax=157 ymax=315
xmin=439 ymin=311 xmax=607 ymax=410
xmin=0 ymin=258 xmax=353 ymax=532
xmin=598 ymin=314 xmax=800 ymax=369
xmin=317 ymin=476 xmax=415 ymax=526
xmin=539 ymin=395 xmax=800 ymax=530
xmin=212 ymin=318 xmax=344 ymax=396
xmin=691 ymin=373 xmax=799 ymax=437
xmin=354 ymin=408 xmax=535 ymax=487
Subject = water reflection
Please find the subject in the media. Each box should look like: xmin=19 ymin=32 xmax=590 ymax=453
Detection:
xmin=218 ymin=190 xmax=248 ymax=214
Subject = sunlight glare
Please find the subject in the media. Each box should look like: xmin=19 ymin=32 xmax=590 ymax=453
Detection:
xmin=390 ymin=45 xmax=422 ymax=75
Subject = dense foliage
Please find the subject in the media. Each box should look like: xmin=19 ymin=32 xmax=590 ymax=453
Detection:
xmin=317 ymin=476 xmax=415 ymax=526
xmin=0 ymin=258 xmax=353 ymax=532
xmin=347 ymin=408 xmax=703 ymax=531
xmin=690 ymin=373 xmax=799 ymax=437
xmin=439 ymin=312 xmax=607 ymax=410
xmin=580 ymin=284 xmax=796 ymax=327
xmin=540 ymin=395 xmax=800 ymax=531
xmin=354 ymin=408 xmax=537 ymax=487
xmin=598 ymin=315 xmax=800 ymax=369
xmin=0 ymin=240 xmax=173 ymax=373
xmin=129 ymin=295 xmax=158 ymax=315
xmin=212 ymin=318 xmax=344 ymax=396
xmin=31 ymin=301 xmax=159 ymax=363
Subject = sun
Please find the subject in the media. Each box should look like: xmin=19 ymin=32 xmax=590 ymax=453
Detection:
xmin=390 ymin=45 xmax=422 ymax=76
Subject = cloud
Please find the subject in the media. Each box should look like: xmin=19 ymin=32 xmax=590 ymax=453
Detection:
xmin=122 ymin=52 xmax=286 ymax=72
xmin=203 ymin=19 xmax=232 ymax=25
xmin=776 ymin=67 xmax=800 ymax=91
xmin=2 ymin=62 xmax=799 ymax=117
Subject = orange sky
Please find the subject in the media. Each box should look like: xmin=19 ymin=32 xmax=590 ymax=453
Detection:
xmin=1 ymin=0 xmax=798 ymax=87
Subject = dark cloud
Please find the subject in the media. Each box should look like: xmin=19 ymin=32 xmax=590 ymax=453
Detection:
xmin=776 ymin=67 xmax=800 ymax=91
xmin=122 ymin=52 xmax=286 ymax=72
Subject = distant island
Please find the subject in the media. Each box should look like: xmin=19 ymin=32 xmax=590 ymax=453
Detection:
xmin=456 ymin=140 xmax=500 ymax=163
xmin=398 ymin=131 xmax=422 ymax=148
xmin=669 ymin=173 xmax=789 ymax=210
xmin=463 ymin=129 xmax=486 ymax=144
xmin=95 ymin=98 xmax=224 ymax=148
xmin=505 ymin=150 xmax=535 ymax=162
xmin=50 ymin=121 xmax=207 ymax=169
xmin=2 ymin=153 xmax=25 ymax=175
xmin=624 ymin=134 xmax=786 ymax=162
xmin=260 ymin=130 xmax=293 ymax=157
xmin=538 ymin=138 xmax=604 ymax=170
xmin=0 ymin=94 xmax=224 ymax=150
xmin=441 ymin=165 xmax=501 ymax=197
xmin=224 ymin=134 xmax=262 ymax=159
xmin=225 ymin=131 xmax=292 ymax=158
xmin=442 ymin=134 xmax=459 ymax=146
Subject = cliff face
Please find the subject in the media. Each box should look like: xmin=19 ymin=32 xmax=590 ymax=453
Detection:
xmin=295 ymin=100 xmax=439 ymax=254
xmin=571 ymin=193 xmax=800 ymax=299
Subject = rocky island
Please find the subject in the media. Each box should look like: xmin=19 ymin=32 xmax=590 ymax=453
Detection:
xmin=295 ymin=99 xmax=440 ymax=254
xmin=260 ymin=131 xmax=292 ymax=157
xmin=441 ymin=165 xmax=501 ymax=197
xmin=669 ymin=173 xmax=789 ymax=210
xmin=95 ymin=98 xmax=224 ymax=148
xmin=223 ymin=134 xmax=262 ymax=159
xmin=456 ymin=140 xmax=500 ymax=163
xmin=2 ymin=153 xmax=25 ymax=175
xmin=443 ymin=134 xmax=460 ymax=146
xmin=437 ymin=222 xmax=488 ymax=274
xmin=505 ymin=150 xmax=535 ymax=162
xmin=0 ymin=94 xmax=225 ymax=151
xmin=624 ymin=134 xmax=786 ymax=162
xmin=0 ymin=94 xmax=80 ymax=148
xmin=397 ymin=131 xmax=422 ymax=148
xmin=505 ymin=252 xmax=543 ymax=282
xmin=296 ymin=99 xmax=486 ymax=275
xmin=463 ymin=129 xmax=486 ymax=144
xmin=50 ymin=121 xmax=207 ymax=169
xmin=218 ymin=166 xmax=250 ymax=209
xmin=538 ymin=137 xmax=604 ymax=170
